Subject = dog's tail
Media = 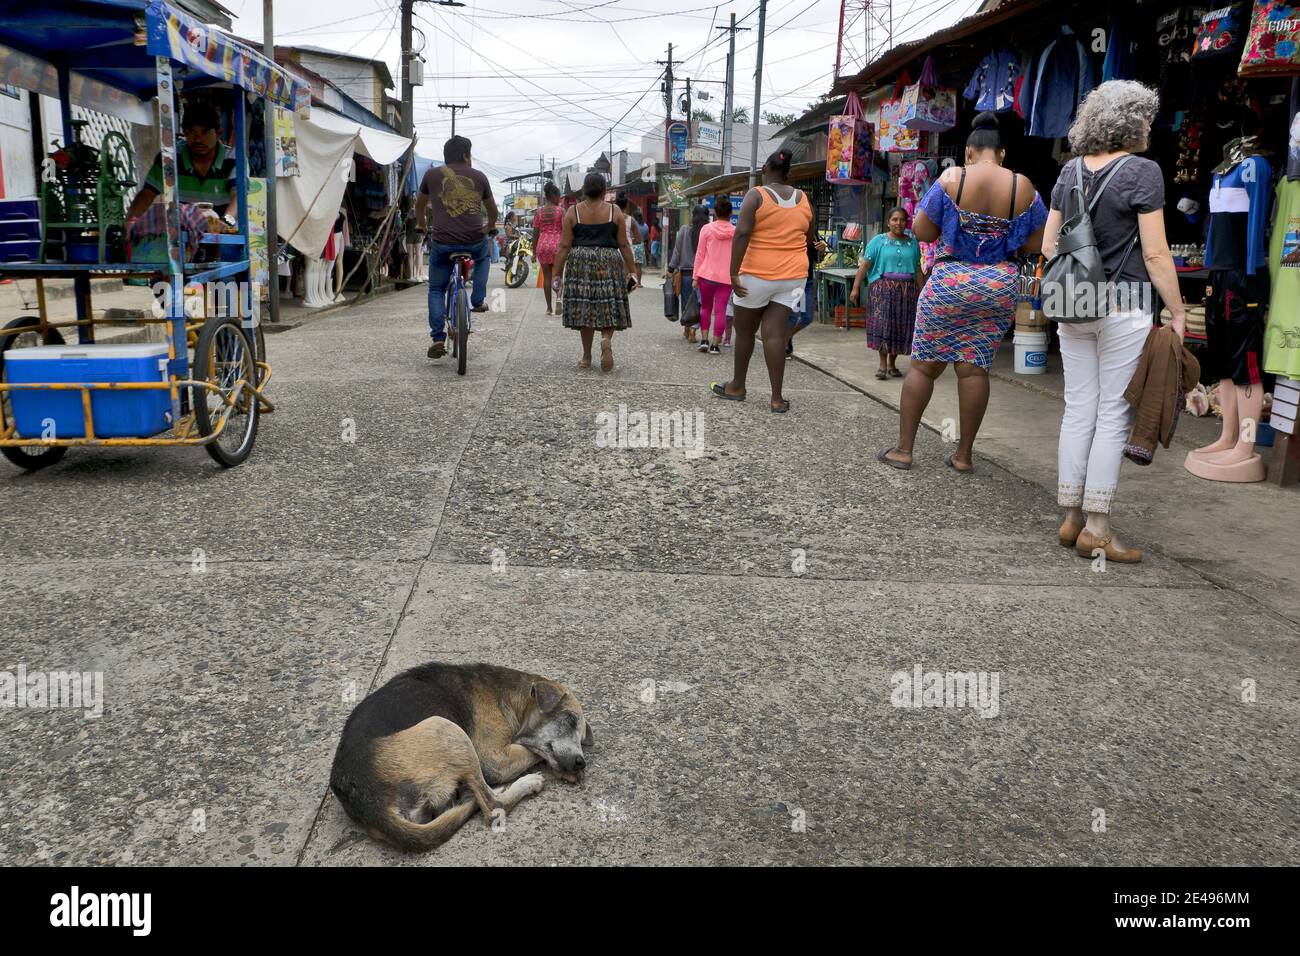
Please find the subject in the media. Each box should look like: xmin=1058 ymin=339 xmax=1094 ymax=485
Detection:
xmin=377 ymin=801 xmax=483 ymax=853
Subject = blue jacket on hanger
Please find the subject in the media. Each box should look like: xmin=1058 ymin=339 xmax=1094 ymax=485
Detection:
xmin=964 ymin=49 xmax=1022 ymax=113
xmin=1028 ymin=26 xmax=1096 ymax=139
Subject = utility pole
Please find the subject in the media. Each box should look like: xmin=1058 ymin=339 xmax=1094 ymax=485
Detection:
xmin=402 ymin=0 xmax=465 ymax=138
xmin=717 ymin=14 xmax=748 ymax=176
xmin=263 ymin=0 xmax=279 ymax=326
xmin=749 ymin=0 xmax=767 ymax=189
xmin=439 ymin=102 xmax=469 ymax=136
xmin=657 ymin=43 xmax=674 ymax=163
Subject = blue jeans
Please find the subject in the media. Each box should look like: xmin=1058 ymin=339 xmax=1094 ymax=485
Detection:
xmin=428 ymin=238 xmax=490 ymax=341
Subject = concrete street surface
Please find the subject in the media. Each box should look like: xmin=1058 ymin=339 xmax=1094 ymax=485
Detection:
xmin=2 ymin=268 xmax=1296 ymax=866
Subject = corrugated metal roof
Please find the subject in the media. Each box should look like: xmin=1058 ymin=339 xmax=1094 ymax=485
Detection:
xmin=831 ymin=0 xmax=1047 ymax=94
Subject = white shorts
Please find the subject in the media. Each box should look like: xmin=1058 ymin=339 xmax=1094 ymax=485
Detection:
xmin=732 ymin=274 xmax=804 ymax=310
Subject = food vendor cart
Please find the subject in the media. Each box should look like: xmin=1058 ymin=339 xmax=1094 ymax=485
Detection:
xmin=0 ymin=0 xmax=310 ymax=470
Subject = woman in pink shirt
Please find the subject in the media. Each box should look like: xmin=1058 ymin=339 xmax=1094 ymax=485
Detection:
xmin=692 ymin=197 xmax=735 ymax=354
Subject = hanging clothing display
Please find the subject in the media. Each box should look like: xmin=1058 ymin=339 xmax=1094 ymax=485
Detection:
xmin=963 ymin=49 xmax=1022 ymax=113
xmin=1265 ymin=177 xmax=1300 ymax=379
xmin=1101 ymin=16 xmax=1139 ymax=81
xmin=1204 ymin=152 xmax=1273 ymax=274
xmin=1289 ymin=78 xmax=1300 ymax=181
xmin=1026 ymin=26 xmax=1096 ymax=139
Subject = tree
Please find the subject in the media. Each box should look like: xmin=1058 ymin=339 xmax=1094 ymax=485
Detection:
xmin=730 ymin=106 xmax=749 ymax=124
xmin=763 ymin=111 xmax=796 ymax=126
xmin=691 ymin=108 xmax=716 ymax=122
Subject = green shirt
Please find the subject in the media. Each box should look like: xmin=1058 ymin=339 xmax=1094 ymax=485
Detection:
xmin=144 ymin=143 xmax=237 ymax=211
xmin=861 ymin=232 xmax=920 ymax=284
xmin=1266 ymin=178 xmax=1300 ymax=380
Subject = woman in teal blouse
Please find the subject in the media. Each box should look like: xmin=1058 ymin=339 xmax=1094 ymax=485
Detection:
xmin=851 ymin=208 xmax=925 ymax=380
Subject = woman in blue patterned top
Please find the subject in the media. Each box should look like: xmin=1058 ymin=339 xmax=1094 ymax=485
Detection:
xmin=878 ymin=112 xmax=1048 ymax=474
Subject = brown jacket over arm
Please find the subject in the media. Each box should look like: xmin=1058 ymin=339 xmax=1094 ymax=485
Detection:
xmin=1123 ymin=325 xmax=1201 ymax=465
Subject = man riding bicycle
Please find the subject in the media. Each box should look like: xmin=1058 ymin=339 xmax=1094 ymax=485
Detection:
xmin=414 ymin=135 xmax=498 ymax=359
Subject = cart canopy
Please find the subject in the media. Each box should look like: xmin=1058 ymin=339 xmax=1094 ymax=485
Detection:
xmin=0 ymin=0 xmax=309 ymax=114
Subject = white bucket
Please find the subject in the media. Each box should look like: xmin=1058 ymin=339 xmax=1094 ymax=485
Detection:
xmin=1013 ymin=330 xmax=1049 ymax=375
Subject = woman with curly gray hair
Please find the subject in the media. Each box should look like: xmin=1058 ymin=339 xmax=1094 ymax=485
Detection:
xmin=1042 ymin=80 xmax=1186 ymax=565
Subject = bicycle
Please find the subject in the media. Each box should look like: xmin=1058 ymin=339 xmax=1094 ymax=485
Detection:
xmin=444 ymin=252 xmax=473 ymax=376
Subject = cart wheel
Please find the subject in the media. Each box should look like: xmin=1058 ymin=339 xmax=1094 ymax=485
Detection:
xmin=192 ymin=316 xmax=259 ymax=468
xmin=0 ymin=317 xmax=68 ymax=471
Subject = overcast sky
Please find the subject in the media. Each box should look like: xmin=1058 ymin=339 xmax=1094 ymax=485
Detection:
xmin=229 ymin=0 xmax=982 ymax=196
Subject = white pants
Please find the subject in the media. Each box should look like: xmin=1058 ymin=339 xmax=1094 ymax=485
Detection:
xmin=1057 ymin=310 xmax=1150 ymax=515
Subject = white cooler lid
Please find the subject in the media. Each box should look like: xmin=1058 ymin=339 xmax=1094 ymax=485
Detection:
xmin=5 ymin=343 xmax=169 ymax=361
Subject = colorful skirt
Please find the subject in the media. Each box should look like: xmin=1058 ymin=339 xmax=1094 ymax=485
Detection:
xmin=866 ymin=275 xmax=918 ymax=353
xmin=562 ymin=246 xmax=632 ymax=330
xmin=912 ymin=259 xmax=1017 ymax=370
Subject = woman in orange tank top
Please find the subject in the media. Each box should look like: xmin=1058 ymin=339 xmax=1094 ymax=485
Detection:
xmin=710 ymin=146 xmax=823 ymax=413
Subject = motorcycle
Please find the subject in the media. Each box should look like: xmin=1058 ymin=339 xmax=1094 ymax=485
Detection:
xmin=503 ymin=229 xmax=532 ymax=289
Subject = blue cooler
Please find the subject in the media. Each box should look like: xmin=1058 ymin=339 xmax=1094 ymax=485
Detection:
xmin=5 ymin=343 xmax=172 ymax=439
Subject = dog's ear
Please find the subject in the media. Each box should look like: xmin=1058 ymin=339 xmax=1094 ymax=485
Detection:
xmin=582 ymin=721 xmax=594 ymax=748
xmin=531 ymin=681 xmax=563 ymax=714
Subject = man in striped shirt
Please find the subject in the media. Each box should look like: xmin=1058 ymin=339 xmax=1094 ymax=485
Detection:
xmin=127 ymin=101 xmax=238 ymax=222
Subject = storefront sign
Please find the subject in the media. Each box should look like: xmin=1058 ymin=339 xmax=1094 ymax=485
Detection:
xmin=696 ymin=122 xmax=723 ymax=148
xmin=273 ymin=107 xmax=299 ymax=177
xmin=659 ymin=174 xmax=688 ymax=206
xmin=667 ymin=121 xmax=689 ymax=169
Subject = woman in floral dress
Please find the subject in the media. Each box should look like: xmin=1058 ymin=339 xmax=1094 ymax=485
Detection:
xmin=532 ymin=181 xmax=566 ymax=314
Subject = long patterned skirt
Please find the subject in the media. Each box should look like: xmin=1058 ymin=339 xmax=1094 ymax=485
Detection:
xmin=912 ymin=259 xmax=1017 ymax=370
xmin=866 ymin=275 xmax=919 ymax=353
xmin=562 ymin=246 xmax=632 ymax=330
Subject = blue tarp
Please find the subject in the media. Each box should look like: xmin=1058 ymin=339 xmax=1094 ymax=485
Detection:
xmin=406 ymin=154 xmax=441 ymax=194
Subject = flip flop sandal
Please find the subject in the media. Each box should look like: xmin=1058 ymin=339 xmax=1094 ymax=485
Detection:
xmin=770 ymin=399 xmax=791 ymax=414
xmin=710 ymin=382 xmax=745 ymax=401
xmin=945 ymin=453 xmax=975 ymax=475
xmin=877 ymin=447 xmax=912 ymax=470
xmin=875 ymin=370 xmax=889 ymax=380
xmin=888 ymin=368 xmax=903 ymax=378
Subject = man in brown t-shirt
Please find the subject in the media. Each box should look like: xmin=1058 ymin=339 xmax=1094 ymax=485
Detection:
xmin=415 ymin=135 xmax=499 ymax=358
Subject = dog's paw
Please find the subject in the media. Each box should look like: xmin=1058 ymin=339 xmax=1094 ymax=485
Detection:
xmin=556 ymin=771 xmax=584 ymax=786
xmin=516 ymin=772 xmax=545 ymax=797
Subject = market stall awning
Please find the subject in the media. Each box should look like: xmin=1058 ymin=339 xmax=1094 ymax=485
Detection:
xmin=276 ymin=107 xmax=412 ymax=258
xmin=682 ymin=161 xmax=825 ymax=199
xmin=0 ymin=0 xmax=310 ymax=114
xmin=831 ymin=0 xmax=1047 ymax=94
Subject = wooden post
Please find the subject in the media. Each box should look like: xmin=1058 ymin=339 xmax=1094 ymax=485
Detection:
xmin=1269 ymin=433 xmax=1300 ymax=487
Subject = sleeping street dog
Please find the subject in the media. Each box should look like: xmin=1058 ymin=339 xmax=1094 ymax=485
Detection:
xmin=330 ymin=662 xmax=592 ymax=852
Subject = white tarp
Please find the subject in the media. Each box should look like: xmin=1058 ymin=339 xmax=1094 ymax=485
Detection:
xmin=277 ymin=107 xmax=411 ymax=257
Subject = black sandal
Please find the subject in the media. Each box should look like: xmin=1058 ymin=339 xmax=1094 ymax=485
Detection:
xmin=877 ymin=447 xmax=912 ymax=470
xmin=710 ymin=382 xmax=745 ymax=401
xmin=770 ymin=399 xmax=790 ymax=414
xmin=945 ymin=453 xmax=975 ymax=475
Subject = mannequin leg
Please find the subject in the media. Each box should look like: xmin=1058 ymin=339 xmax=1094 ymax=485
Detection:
xmin=1191 ymin=378 xmax=1240 ymax=456
xmin=1202 ymin=382 xmax=1263 ymax=465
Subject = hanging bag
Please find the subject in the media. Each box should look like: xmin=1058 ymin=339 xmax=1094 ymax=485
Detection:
xmin=1238 ymin=1 xmax=1300 ymax=76
xmin=900 ymin=56 xmax=958 ymax=132
xmin=825 ymin=91 xmax=874 ymax=184
xmin=1192 ymin=3 xmax=1251 ymax=60
xmin=875 ymin=73 xmax=923 ymax=153
xmin=1041 ymin=157 xmax=1137 ymax=322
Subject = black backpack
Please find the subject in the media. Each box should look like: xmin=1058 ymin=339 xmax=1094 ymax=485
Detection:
xmin=1041 ymin=156 xmax=1138 ymax=322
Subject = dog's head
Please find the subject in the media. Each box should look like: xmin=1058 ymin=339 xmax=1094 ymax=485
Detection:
xmin=515 ymin=680 xmax=592 ymax=782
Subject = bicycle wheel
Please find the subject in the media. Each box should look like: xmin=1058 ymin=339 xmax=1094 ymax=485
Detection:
xmin=0 ymin=317 xmax=68 ymax=471
xmin=455 ymin=287 xmax=469 ymax=376
xmin=193 ymin=315 xmax=259 ymax=467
